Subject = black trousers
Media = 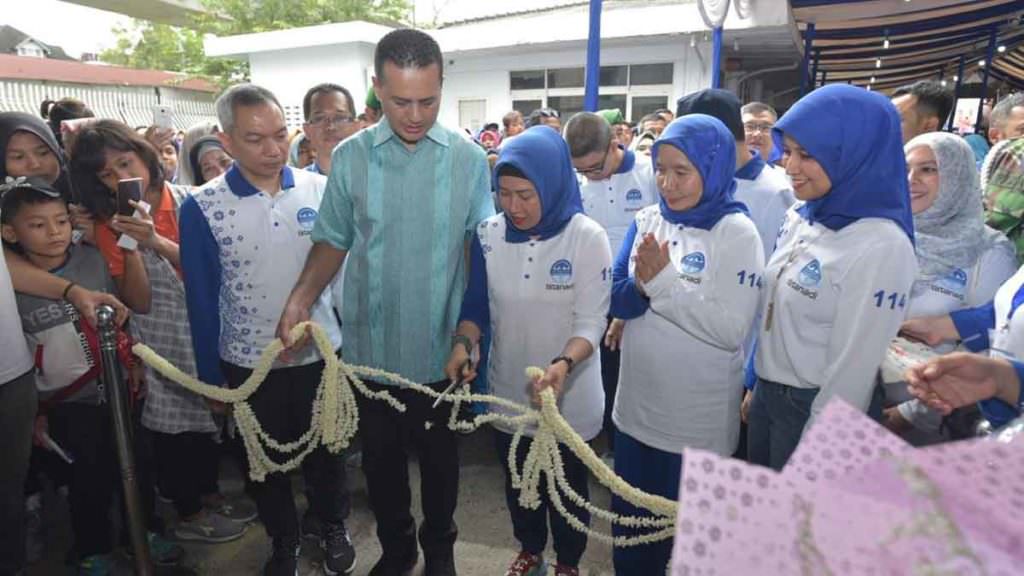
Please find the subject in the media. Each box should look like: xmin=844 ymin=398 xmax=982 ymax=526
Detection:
xmin=221 ymin=359 xmax=350 ymax=547
xmin=599 ymin=339 xmax=620 ymax=451
xmin=356 ymin=380 xmax=460 ymax=563
xmin=493 ymin=429 xmax=589 ymax=567
xmin=151 ymin=431 xmax=220 ymax=518
xmin=0 ymin=371 xmax=36 ymax=575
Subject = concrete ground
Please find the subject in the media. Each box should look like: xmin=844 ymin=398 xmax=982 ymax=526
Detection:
xmin=27 ymin=429 xmax=616 ymax=575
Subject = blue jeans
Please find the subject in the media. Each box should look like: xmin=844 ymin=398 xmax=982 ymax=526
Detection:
xmin=611 ymin=430 xmax=681 ymax=576
xmin=746 ymin=379 xmax=818 ymax=471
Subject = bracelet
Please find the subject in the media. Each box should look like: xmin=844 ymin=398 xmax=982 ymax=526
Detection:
xmin=453 ymin=334 xmax=473 ymax=356
xmin=551 ymin=355 xmax=575 ymax=374
xmin=61 ymin=281 xmax=77 ymax=301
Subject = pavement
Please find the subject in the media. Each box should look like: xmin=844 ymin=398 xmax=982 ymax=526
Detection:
xmin=26 ymin=429 xmax=616 ymax=575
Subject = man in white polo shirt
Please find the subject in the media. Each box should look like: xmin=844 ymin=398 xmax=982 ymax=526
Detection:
xmin=564 ymin=111 xmax=657 ymax=456
xmin=180 ymin=84 xmax=354 ymax=576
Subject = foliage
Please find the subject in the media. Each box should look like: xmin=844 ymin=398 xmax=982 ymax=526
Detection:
xmin=100 ymin=0 xmax=411 ymax=87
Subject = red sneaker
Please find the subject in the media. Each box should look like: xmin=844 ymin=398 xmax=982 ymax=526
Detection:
xmin=505 ymin=551 xmax=545 ymax=576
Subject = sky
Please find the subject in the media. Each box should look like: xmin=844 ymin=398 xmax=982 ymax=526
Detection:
xmin=3 ymin=1 xmax=132 ymax=58
xmin=2 ymin=0 xmax=566 ymax=59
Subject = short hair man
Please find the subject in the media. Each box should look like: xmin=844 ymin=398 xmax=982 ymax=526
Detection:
xmin=891 ymin=80 xmax=954 ymax=144
xmin=989 ymin=93 xmax=1024 ymax=144
xmin=676 ymin=89 xmax=795 ymax=261
xmin=654 ymin=108 xmax=674 ymax=123
xmin=277 ymin=29 xmax=493 ymax=576
xmin=639 ymin=113 xmax=666 ymax=137
xmin=564 ymin=111 xmax=659 ymax=453
xmin=741 ymin=101 xmax=779 ymax=164
xmin=180 ymin=83 xmax=354 ymax=575
xmin=302 ymin=83 xmax=359 ymax=176
xmin=502 ymin=110 xmax=525 ymax=139
xmin=527 ymin=107 xmax=561 ymax=132
xmin=613 ymin=121 xmax=634 ymax=148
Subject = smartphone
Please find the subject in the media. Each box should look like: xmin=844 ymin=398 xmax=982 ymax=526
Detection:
xmin=117 ymin=178 xmax=143 ymax=216
xmin=152 ymin=105 xmax=174 ymax=130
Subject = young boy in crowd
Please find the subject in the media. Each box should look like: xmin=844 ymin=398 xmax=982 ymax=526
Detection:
xmin=1 ymin=177 xmax=137 ymax=575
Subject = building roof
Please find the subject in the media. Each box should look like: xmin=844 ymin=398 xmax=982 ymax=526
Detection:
xmin=0 ymin=25 xmax=74 ymax=61
xmin=0 ymin=53 xmax=218 ymax=92
xmin=205 ymin=20 xmax=398 ymax=58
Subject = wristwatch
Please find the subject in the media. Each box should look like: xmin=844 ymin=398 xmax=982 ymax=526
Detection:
xmin=551 ymin=355 xmax=575 ymax=374
xmin=453 ymin=334 xmax=473 ymax=356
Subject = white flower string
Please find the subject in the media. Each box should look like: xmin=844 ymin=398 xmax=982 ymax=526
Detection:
xmin=132 ymin=322 xmax=679 ymax=545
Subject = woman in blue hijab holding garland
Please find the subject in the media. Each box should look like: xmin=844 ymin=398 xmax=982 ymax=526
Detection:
xmin=609 ymin=114 xmax=764 ymax=575
xmin=747 ymin=84 xmax=917 ymax=471
xmin=446 ymin=126 xmax=612 ymax=576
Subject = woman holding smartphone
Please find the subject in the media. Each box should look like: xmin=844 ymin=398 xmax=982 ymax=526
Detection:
xmin=70 ymin=120 xmax=248 ymax=545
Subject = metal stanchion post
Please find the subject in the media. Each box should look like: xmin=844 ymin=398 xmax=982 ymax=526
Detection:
xmin=97 ymin=305 xmax=153 ymax=575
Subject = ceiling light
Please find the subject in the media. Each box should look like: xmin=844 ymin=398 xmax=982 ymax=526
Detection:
xmin=870 ymin=75 xmax=876 ymax=83
xmin=953 ymin=75 xmax=959 ymax=82
xmin=883 ymin=37 xmax=890 ymax=49
xmin=876 ymin=58 xmax=882 ymax=68
xmin=997 ymin=45 xmax=1007 ymax=53
xmin=979 ymin=59 xmax=986 ymax=67
xmin=941 ymin=80 xmax=947 ymax=87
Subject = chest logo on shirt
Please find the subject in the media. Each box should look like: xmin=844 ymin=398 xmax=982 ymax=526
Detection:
xmin=624 ymin=188 xmax=645 ymax=211
xmin=788 ymin=258 xmax=821 ymax=299
xmin=296 ymin=207 xmax=318 ymax=236
xmin=546 ymin=259 xmax=574 ymax=291
xmin=679 ymin=251 xmax=705 ymax=284
xmin=932 ymin=268 xmax=967 ymax=301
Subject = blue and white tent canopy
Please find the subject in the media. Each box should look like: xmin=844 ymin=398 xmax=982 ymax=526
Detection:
xmin=791 ymin=0 xmax=1024 ymax=91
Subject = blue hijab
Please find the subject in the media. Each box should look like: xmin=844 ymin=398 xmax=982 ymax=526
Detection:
xmin=650 ymin=114 xmax=747 ymax=229
xmin=494 ymin=126 xmax=583 ymax=243
xmin=772 ymin=84 xmax=915 ymax=242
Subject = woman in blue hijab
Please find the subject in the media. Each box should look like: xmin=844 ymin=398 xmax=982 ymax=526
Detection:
xmin=445 ymin=126 xmax=612 ymax=576
xmin=608 ymin=114 xmax=764 ymax=576
xmin=747 ymin=84 xmax=918 ymax=470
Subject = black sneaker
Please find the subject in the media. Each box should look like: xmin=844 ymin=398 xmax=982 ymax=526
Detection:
xmin=263 ymin=543 xmax=299 ymax=576
xmin=424 ymin=553 xmax=456 ymax=576
xmin=321 ymin=523 xmax=356 ymax=575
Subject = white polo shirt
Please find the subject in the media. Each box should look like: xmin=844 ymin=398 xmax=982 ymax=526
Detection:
xmin=614 ymin=208 xmax=764 ymax=456
xmin=734 ymin=152 xmax=795 ymax=259
xmin=181 ymin=165 xmax=341 ymax=384
xmin=755 ymin=209 xmax=917 ymax=423
xmin=0 ymin=252 xmax=32 ymax=384
xmin=473 ymin=213 xmax=611 ymax=441
xmin=579 ymin=149 xmax=658 ymax=258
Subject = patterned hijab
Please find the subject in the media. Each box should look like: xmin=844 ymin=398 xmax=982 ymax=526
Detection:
xmin=906 ymin=132 xmax=1013 ymax=292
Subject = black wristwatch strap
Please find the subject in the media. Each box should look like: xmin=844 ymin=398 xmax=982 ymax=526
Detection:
xmin=551 ymin=355 xmax=575 ymax=374
xmin=453 ymin=334 xmax=473 ymax=356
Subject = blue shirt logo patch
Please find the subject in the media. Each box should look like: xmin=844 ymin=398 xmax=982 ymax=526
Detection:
xmin=942 ymin=268 xmax=968 ymax=288
xmin=798 ymin=259 xmax=822 ymax=288
xmin=681 ymin=252 xmax=706 ymax=275
xmin=549 ymin=259 xmax=573 ymax=285
xmin=625 ymin=188 xmax=644 ymax=207
xmin=296 ymin=207 xmax=318 ymax=231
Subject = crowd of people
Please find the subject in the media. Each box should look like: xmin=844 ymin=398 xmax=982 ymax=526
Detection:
xmin=0 ymin=26 xmax=1022 ymax=576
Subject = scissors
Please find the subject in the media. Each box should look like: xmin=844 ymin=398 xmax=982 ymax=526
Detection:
xmin=433 ymin=359 xmax=472 ymax=409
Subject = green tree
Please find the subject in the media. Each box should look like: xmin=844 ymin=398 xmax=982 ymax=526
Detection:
xmin=101 ymin=0 xmax=411 ymax=86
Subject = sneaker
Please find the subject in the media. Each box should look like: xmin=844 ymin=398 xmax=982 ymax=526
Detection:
xmin=301 ymin=508 xmax=323 ymax=540
xmin=321 ymin=523 xmax=356 ymax=575
xmin=147 ymin=531 xmax=185 ymax=566
xmin=78 ymin=554 xmax=114 ymax=576
xmin=24 ymin=498 xmax=45 ymax=564
xmin=173 ymin=511 xmax=246 ymax=543
xmin=424 ymin=553 xmax=456 ymax=576
xmin=263 ymin=543 xmax=299 ymax=576
xmin=505 ymin=551 xmax=545 ymax=576
xmin=555 ymin=564 xmax=580 ymax=576
xmin=206 ymin=496 xmax=258 ymax=524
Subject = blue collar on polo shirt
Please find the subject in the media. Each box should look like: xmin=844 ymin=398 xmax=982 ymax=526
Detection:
xmin=735 ymin=148 xmax=766 ymax=181
xmin=614 ymin=145 xmax=635 ymax=175
xmin=372 ymin=119 xmax=450 ymax=149
xmin=224 ymin=163 xmax=296 ymax=197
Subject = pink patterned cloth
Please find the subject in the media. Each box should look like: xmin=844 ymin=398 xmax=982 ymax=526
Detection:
xmin=671 ymin=400 xmax=1024 ymax=575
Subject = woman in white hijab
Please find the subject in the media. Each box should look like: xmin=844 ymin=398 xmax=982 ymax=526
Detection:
xmin=886 ymin=131 xmax=1017 ymax=442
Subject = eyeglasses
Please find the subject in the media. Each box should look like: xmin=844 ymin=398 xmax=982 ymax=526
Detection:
xmin=743 ymin=122 xmax=774 ymax=134
xmin=307 ymin=114 xmax=355 ymax=128
xmin=575 ymin=146 xmax=610 ymax=177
